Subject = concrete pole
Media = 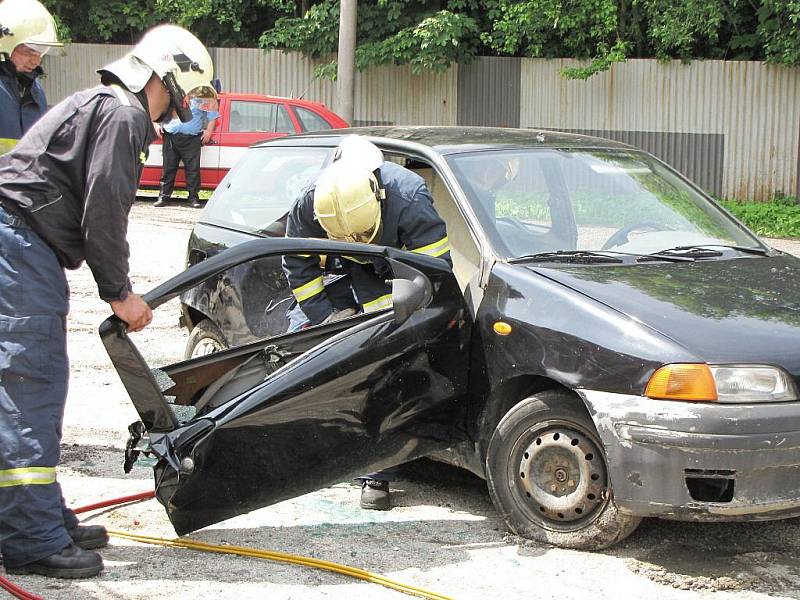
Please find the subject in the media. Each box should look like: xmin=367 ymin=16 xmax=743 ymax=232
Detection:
xmin=336 ymin=0 xmax=357 ymax=125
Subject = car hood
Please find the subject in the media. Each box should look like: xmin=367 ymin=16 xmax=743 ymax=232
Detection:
xmin=527 ymin=254 xmax=800 ymax=373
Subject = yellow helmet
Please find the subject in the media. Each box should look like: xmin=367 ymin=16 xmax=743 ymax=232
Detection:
xmin=98 ymin=25 xmax=215 ymax=122
xmin=314 ymin=160 xmax=383 ymax=244
xmin=0 ymin=0 xmax=62 ymax=56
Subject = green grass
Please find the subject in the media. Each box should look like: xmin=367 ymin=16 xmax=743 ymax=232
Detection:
xmin=717 ymin=196 xmax=800 ymax=239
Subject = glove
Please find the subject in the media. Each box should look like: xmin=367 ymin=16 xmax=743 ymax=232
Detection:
xmin=321 ymin=307 xmax=357 ymax=325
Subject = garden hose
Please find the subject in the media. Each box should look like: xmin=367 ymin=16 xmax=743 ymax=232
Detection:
xmin=77 ymin=491 xmax=452 ymax=600
xmin=107 ymin=529 xmax=453 ymax=600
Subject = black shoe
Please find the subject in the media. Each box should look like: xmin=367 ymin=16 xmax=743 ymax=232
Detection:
xmin=68 ymin=524 xmax=109 ymax=550
xmin=360 ymin=479 xmax=391 ymax=510
xmin=190 ymin=198 xmax=204 ymax=208
xmin=5 ymin=544 xmax=103 ymax=579
xmin=153 ymin=197 xmax=170 ymax=207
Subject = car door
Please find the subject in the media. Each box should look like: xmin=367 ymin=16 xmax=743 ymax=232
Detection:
xmin=217 ymin=99 xmax=297 ymax=178
xmin=100 ymin=237 xmax=471 ymax=535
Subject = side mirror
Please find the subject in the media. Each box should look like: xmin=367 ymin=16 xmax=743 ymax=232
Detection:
xmin=392 ymin=275 xmax=428 ymax=325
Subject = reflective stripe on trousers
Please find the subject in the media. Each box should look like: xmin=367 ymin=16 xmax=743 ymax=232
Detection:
xmin=0 ymin=204 xmax=77 ymax=568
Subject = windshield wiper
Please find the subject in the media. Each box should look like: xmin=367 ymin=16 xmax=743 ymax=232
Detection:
xmin=510 ymin=250 xmax=624 ymax=264
xmin=511 ymin=249 xmax=697 ymax=264
xmin=653 ymin=244 xmax=769 ymax=258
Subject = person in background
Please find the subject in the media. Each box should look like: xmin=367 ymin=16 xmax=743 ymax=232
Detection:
xmin=154 ymin=90 xmax=219 ymax=208
xmin=0 ymin=24 xmax=216 ymax=579
xmin=0 ymin=0 xmax=61 ymax=152
xmin=282 ymin=135 xmax=451 ymax=510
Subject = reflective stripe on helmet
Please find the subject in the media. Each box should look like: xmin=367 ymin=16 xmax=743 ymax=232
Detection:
xmin=292 ymin=276 xmax=325 ymax=303
xmin=362 ymin=294 xmax=393 ymax=313
xmin=0 ymin=466 xmax=56 ymax=488
xmin=411 ymin=236 xmax=450 ymax=258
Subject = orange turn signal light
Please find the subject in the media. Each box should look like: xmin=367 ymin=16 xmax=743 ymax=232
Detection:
xmin=645 ymin=363 xmax=718 ymax=402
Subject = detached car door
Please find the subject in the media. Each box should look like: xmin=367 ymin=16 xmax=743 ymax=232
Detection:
xmin=100 ymin=237 xmax=471 ymax=535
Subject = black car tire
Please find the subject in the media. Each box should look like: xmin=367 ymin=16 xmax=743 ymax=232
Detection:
xmin=184 ymin=319 xmax=229 ymax=359
xmin=486 ymin=390 xmax=641 ymax=550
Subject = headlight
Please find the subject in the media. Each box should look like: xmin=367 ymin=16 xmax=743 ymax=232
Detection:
xmin=645 ymin=363 xmax=798 ymax=403
xmin=710 ymin=366 xmax=797 ymax=403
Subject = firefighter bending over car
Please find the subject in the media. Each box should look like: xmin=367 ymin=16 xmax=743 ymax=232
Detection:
xmin=282 ymin=135 xmax=451 ymax=510
xmin=0 ymin=20 xmax=216 ymax=579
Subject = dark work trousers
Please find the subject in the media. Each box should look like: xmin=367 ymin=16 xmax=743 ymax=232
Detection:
xmin=159 ymin=132 xmax=202 ymax=202
xmin=0 ymin=204 xmax=78 ymax=568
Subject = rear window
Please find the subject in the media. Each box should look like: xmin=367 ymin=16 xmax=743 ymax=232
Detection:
xmin=295 ymin=106 xmax=333 ymax=132
xmin=203 ymin=146 xmax=331 ymax=233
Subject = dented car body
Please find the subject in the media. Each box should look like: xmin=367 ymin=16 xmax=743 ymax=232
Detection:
xmin=103 ymin=127 xmax=800 ymax=549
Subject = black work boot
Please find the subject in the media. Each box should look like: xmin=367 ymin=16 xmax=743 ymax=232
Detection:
xmin=360 ymin=479 xmax=391 ymax=510
xmin=190 ymin=198 xmax=204 ymax=209
xmin=68 ymin=524 xmax=109 ymax=550
xmin=5 ymin=545 xmax=103 ymax=579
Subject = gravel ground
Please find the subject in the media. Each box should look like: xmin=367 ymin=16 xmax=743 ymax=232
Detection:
xmin=8 ymin=203 xmax=800 ymax=600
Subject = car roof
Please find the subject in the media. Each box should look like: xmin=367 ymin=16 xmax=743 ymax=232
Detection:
xmin=252 ymin=125 xmax=637 ymax=154
xmin=218 ymin=91 xmax=329 ymax=110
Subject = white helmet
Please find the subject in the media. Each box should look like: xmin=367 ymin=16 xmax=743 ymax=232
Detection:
xmin=0 ymin=0 xmax=62 ymax=56
xmin=333 ymin=134 xmax=384 ymax=172
xmin=314 ymin=160 xmax=384 ymax=244
xmin=98 ymin=24 xmax=215 ymax=122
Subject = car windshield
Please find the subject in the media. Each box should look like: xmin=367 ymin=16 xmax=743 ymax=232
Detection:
xmin=203 ymin=146 xmax=331 ymax=233
xmin=446 ymin=149 xmax=764 ymax=261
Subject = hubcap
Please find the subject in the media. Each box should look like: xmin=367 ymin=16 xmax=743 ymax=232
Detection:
xmin=191 ymin=336 xmax=224 ymax=358
xmin=513 ymin=424 xmax=609 ymax=528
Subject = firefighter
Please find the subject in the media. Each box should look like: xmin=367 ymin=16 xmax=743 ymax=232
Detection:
xmin=0 ymin=25 xmax=215 ymax=578
xmin=282 ymin=135 xmax=451 ymax=510
xmin=0 ymin=0 xmax=62 ymax=151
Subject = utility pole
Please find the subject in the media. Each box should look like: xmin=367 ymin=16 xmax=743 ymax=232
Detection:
xmin=336 ymin=0 xmax=357 ymax=125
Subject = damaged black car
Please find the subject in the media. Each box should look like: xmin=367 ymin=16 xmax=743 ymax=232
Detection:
xmin=103 ymin=127 xmax=800 ymax=550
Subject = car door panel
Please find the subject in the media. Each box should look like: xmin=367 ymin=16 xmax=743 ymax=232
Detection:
xmin=100 ymin=237 xmax=470 ymax=534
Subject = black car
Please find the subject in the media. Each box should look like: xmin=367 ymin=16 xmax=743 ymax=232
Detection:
xmin=103 ymin=127 xmax=800 ymax=550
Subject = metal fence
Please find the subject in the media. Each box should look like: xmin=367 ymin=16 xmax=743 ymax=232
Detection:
xmin=41 ymin=45 xmax=800 ymax=201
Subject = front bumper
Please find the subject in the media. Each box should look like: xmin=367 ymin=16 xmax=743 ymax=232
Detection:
xmin=580 ymin=390 xmax=800 ymax=521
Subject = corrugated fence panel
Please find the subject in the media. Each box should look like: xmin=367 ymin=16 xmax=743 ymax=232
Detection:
xmin=354 ymin=63 xmax=457 ymax=127
xmin=212 ymin=48 xmax=337 ymax=108
xmin=520 ymin=58 xmax=800 ymax=200
xmin=41 ymin=44 xmax=133 ymax=103
xmin=458 ymin=57 xmax=520 ymax=127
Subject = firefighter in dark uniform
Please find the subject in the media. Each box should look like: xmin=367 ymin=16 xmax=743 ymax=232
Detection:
xmin=283 ymin=135 xmax=451 ymax=510
xmin=0 ymin=0 xmax=60 ymax=151
xmin=0 ymin=25 xmax=216 ymax=579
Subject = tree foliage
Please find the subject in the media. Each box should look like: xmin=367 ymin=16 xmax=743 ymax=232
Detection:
xmin=39 ymin=0 xmax=800 ymax=78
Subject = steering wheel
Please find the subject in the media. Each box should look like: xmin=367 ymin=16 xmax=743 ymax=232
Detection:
xmin=601 ymin=221 xmax=668 ymax=250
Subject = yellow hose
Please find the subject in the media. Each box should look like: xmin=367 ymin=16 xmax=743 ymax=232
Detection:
xmin=109 ymin=530 xmax=454 ymax=600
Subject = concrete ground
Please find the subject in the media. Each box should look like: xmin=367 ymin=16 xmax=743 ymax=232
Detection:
xmin=7 ymin=202 xmax=800 ymax=599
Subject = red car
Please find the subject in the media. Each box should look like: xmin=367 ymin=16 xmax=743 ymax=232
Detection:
xmin=139 ymin=92 xmax=349 ymax=190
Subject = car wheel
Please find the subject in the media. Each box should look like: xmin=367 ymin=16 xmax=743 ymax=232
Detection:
xmin=184 ymin=319 xmax=229 ymax=359
xmin=486 ymin=390 xmax=641 ymax=550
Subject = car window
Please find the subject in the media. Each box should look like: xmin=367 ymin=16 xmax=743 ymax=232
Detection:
xmin=203 ymin=146 xmax=331 ymax=233
xmin=229 ymin=101 xmax=294 ymax=134
xmin=295 ymin=107 xmax=333 ymax=132
xmin=447 ymin=149 xmax=762 ymax=259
